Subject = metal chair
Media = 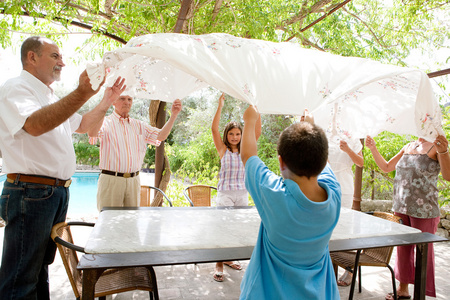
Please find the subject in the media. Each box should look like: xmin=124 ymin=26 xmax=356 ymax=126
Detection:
xmin=183 ymin=185 xmax=217 ymax=206
xmin=51 ymin=221 xmax=159 ymax=300
xmin=140 ymin=185 xmax=173 ymax=207
xmin=330 ymin=211 xmax=402 ymax=300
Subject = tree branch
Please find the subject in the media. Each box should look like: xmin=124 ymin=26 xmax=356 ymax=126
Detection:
xmin=211 ymin=0 xmax=223 ymax=23
xmin=55 ymin=1 xmax=112 ymax=20
xmin=284 ymin=0 xmax=333 ymax=27
xmin=174 ymin=0 xmax=193 ymax=33
xmin=0 ymin=9 xmax=127 ymax=44
xmin=341 ymin=7 xmax=389 ymax=49
xmin=300 ymin=0 xmax=351 ymax=32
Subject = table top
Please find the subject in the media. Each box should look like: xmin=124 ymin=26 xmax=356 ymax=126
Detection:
xmin=84 ymin=206 xmax=422 ymax=254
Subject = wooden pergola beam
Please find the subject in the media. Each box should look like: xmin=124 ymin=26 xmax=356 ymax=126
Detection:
xmin=428 ymin=68 xmax=450 ymax=78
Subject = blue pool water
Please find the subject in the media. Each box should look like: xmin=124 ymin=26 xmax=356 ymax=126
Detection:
xmin=0 ymin=172 xmax=99 ymax=218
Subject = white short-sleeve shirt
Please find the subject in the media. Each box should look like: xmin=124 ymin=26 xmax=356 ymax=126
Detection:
xmin=0 ymin=70 xmax=82 ymax=179
xmin=327 ymin=138 xmax=363 ymax=208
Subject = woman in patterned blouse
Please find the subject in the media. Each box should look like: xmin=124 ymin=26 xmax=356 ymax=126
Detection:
xmin=365 ymin=134 xmax=450 ymax=300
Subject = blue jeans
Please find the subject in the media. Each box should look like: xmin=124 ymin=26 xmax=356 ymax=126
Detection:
xmin=0 ymin=180 xmax=69 ymax=300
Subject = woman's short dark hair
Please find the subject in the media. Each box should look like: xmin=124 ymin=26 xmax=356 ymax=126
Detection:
xmin=222 ymin=121 xmax=243 ymax=153
xmin=277 ymin=122 xmax=328 ymax=178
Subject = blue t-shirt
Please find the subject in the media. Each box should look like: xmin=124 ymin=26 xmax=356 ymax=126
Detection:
xmin=240 ymin=156 xmax=341 ymax=300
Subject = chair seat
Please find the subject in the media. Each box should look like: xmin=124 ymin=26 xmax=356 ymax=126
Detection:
xmin=331 ymin=250 xmax=390 ymax=268
xmin=93 ymin=267 xmax=154 ymax=297
xmin=331 ymin=212 xmax=401 ymax=300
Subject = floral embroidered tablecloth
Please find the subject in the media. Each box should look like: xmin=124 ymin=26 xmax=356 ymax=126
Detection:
xmin=87 ymin=33 xmax=443 ymax=142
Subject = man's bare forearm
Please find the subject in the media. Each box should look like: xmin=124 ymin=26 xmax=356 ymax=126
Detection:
xmin=86 ymin=116 xmax=105 ymax=137
xmin=79 ymin=98 xmax=114 ymax=134
xmin=23 ymin=89 xmax=94 ymax=136
xmin=157 ymin=115 xmax=177 ymax=141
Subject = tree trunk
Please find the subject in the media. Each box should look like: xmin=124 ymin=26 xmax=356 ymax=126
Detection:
xmin=148 ymin=100 xmax=171 ymax=206
xmin=147 ymin=0 xmax=191 ymax=207
xmin=151 ymin=155 xmax=171 ymax=207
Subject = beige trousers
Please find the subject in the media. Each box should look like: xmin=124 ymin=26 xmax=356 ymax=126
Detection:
xmin=96 ymin=173 xmax=141 ymax=211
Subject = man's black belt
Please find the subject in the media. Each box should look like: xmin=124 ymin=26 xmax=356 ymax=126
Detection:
xmin=101 ymin=170 xmax=139 ymax=178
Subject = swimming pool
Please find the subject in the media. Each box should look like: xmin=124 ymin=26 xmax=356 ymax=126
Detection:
xmin=0 ymin=172 xmax=99 ymax=218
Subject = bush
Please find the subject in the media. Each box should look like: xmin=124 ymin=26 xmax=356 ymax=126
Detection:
xmin=257 ymin=135 xmax=280 ymax=175
xmin=73 ymin=142 xmax=99 ymax=166
xmin=143 ymin=146 xmax=156 ymax=169
xmin=168 ymin=130 xmax=219 ymax=181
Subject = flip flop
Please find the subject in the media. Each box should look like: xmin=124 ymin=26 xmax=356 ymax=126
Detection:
xmin=224 ymin=262 xmax=242 ymax=270
xmin=213 ymin=272 xmax=224 ymax=282
xmin=337 ymin=279 xmax=351 ymax=287
xmin=385 ymin=292 xmax=411 ymax=300
xmin=337 ymin=271 xmax=352 ymax=287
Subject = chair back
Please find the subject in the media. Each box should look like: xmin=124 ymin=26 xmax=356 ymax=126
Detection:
xmin=140 ymin=185 xmax=173 ymax=207
xmin=51 ymin=222 xmax=84 ymax=298
xmin=362 ymin=212 xmax=402 ymax=264
xmin=140 ymin=186 xmax=152 ymax=206
xmin=51 ymin=222 xmax=158 ymax=299
xmin=183 ymin=185 xmax=217 ymax=206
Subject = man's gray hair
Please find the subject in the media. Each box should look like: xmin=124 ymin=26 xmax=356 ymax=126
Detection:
xmin=20 ymin=36 xmax=55 ymax=67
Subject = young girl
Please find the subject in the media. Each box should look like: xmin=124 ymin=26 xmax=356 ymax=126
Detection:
xmin=211 ymin=92 xmax=261 ymax=282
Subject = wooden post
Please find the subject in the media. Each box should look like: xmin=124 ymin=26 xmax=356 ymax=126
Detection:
xmin=371 ymin=170 xmax=375 ymax=200
xmin=352 ymin=138 xmax=365 ymax=211
xmin=352 ymin=166 xmax=363 ymax=211
xmin=154 ymin=102 xmax=166 ymax=189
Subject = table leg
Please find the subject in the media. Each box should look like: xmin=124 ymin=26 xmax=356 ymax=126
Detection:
xmin=348 ymin=249 xmax=361 ymax=300
xmin=413 ymin=243 xmax=428 ymax=300
xmin=82 ymin=268 xmax=106 ymax=299
xmin=146 ymin=266 xmax=160 ymax=300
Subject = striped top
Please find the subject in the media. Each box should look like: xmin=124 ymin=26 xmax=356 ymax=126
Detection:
xmin=89 ymin=111 xmax=161 ymax=173
xmin=217 ymin=149 xmax=246 ymax=191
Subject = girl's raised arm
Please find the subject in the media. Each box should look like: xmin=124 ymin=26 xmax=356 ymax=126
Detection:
xmin=212 ymin=93 xmax=227 ymax=157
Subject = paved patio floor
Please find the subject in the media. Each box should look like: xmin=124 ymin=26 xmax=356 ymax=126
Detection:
xmin=1 ymin=222 xmax=448 ymax=299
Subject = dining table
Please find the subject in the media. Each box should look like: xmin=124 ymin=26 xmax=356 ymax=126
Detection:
xmin=78 ymin=206 xmax=447 ymax=299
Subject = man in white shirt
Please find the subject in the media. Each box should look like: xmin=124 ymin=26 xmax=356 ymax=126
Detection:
xmin=0 ymin=36 xmax=125 ymax=299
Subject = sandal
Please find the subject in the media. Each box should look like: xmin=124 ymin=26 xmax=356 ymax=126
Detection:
xmin=213 ymin=272 xmax=224 ymax=282
xmin=337 ymin=271 xmax=352 ymax=287
xmin=385 ymin=292 xmax=411 ymax=300
xmin=224 ymin=262 xmax=242 ymax=270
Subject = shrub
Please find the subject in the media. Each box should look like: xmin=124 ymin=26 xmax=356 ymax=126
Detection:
xmin=73 ymin=142 xmax=99 ymax=166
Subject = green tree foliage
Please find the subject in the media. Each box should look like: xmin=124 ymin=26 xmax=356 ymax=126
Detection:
xmin=257 ymin=134 xmax=281 ymax=175
xmin=143 ymin=146 xmax=156 ymax=169
xmin=73 ymin=141 xmax=100 ymax=165
xmin=168 ymin=130 xmax=219 ymax=180
xmin=1 ymin=0 xmax=449 ymax=65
